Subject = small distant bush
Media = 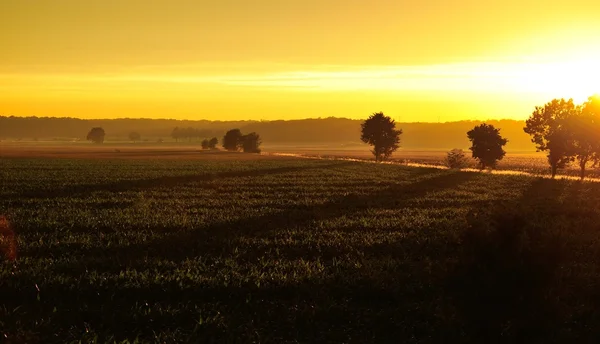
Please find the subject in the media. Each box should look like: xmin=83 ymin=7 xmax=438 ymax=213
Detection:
xmin=208 ymin=137 xmax=218 ymax=149
xmin=201 ymin=139 xmax=210 ymax=149
xmin=242 ymin=132 xmax=262 ymax=153
xmin=445 ymin=149 xmax=469 ymax=169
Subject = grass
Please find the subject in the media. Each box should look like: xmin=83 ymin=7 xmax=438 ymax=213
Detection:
xmin=2 ymin=153 xmax=600 ymax=343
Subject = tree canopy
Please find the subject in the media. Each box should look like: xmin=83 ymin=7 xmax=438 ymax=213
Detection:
xmin=86 ymin=127 xmax=106 ymax=144
xmin=360 ymin=112 xmax=402 ymax=162
xmin=524 ymin=99 xmax=579 ymax=178
xmin=222 ymin=129 xmax=243 ymax=151
xmin=467 ymin=123 xmax=507 ymax=169
xmin=242 ymin=132 xmax=262 ymax=153
xmin=208 ymin=137 xmax=219 ymax=149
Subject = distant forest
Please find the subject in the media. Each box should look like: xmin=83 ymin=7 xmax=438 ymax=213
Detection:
xmin=0 ymin=116 xmax=537 ymax=151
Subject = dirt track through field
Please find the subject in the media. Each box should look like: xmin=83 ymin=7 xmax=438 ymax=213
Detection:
xmin=265 ymin=152 xmax=600 ymax=183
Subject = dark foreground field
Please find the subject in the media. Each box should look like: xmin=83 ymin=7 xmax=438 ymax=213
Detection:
xmin=2 ymin=153 xmax=600 ymax=343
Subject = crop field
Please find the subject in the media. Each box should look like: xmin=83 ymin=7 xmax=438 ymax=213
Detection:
xmin=4 ymin=141 xmax=595 ymax=179
xmin=3 ymin=150 xmax=600 ymax=343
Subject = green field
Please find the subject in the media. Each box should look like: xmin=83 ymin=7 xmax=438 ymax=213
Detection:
xmin=2 ymin=154 xmax=600 ymax=343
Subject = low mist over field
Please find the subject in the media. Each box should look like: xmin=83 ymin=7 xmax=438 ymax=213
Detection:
xmin=0 ymin=116 xmax=537 ymax=151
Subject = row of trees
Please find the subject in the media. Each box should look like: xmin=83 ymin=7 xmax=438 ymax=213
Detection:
xmin=86 ymin=129 xmax=145 ymax=143
xmin=87 ymin=128 xmax=143 ymax=143
xmin=361 ymin=112 xmax=509 ymax=169
xmin=361 ymin=95 xmax=600 ymax=180
xmin=171 ymin=127 xmax=214 ymax=142
xmin=86 ymin=126 xmax=262 ymax=154
xmin=524 ymin=97 xmax=600 ymax=179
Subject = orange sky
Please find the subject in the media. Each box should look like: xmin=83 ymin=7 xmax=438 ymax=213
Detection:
xmin=1 ymin=0 xmax=599 ymax=122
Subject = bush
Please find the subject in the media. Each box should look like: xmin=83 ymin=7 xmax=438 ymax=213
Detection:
xmin=445 ymin=149 xmax=469 ymax=169
xmin=201 ymin=139 xmax=210 ymax=149
xmin=242 ymin=132 xmax=262 ymax=153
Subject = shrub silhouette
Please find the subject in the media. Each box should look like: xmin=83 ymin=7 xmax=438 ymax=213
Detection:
xmin=86 ymin=127 xmax=105 ymax=144
xmin=242 ymin=132 xmax=262 ymax=153
xmin=445 ymin=148 xmax=469 ymax=169
xmin=208 ymin=137 xmax=219 ymax=149
xmin=201 ymin=139 xmax=210 ymax=149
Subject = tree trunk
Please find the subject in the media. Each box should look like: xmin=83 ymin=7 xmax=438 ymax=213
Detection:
xmin=551 ymin=163 xmax=557 ymax=179
xmin=580 ymin=158 xmax=588 ymax=181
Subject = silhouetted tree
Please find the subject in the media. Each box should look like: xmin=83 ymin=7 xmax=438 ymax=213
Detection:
xmin=573 ymin=95 xmax=600 ymax=180
xmin=171 ymin=127 xmax=182 ymax=142
xmin=129 ymin=131 xmax=141 ymax=143
xmin=201 ymin=139 xmax=210 ymax=149
xmin=86 ymin=127 xmax=105 ymax=144
xmin=223 ymin=129 xmax=243 ymax=151
xmin=445 ymin=148 xmax=469 ymax=169
xmin=566 ymin=100 xmax=600 ymax=180
xmin=467 ymin=123 xmax=507 ymax=169
xmin=242 ymin=132 xmax=262 ymax=153
xmin=360 ymin=112 xmax=402 ymax=162
xmin=524 ymin=99 xmax=578 ymax=178
xmin=208 ymin=137 xmax=218 ymax=149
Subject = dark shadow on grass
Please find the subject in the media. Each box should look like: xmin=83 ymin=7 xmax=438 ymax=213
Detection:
xmin=449 ymin=178 xmax=571 ymax=343
xmin=47 ymin=169 xmax=479 ymax=263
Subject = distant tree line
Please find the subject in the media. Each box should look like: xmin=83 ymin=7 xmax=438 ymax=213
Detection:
xmin=84 ymin=126 xmax=262 ymax=154
xmin=0 ymin=116 xmax=539 ymax=150
xmin=171 ymin=127 xmax=215 ymax=142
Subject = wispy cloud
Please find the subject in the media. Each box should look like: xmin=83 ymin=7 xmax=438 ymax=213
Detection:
xmin=2 ymin=60 xmax=598 ymax=99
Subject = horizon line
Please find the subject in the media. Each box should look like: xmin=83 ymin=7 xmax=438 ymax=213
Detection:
xmin=0 ymin=114 xmax=528 ymax=124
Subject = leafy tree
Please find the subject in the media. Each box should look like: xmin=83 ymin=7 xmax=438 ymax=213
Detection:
xmin=208 ymin=137 xmax=219 ymax=149
xmin=467 ymin=123 xmax=507 ymax=169
xmin=360 ymin=112 xmax=402 ymax=162
xmin=567 ymin=101 xmax=599 ymax=180
xmin=524 ymin=99 xmax=578 ymax=178
xmin=445 ymin=148 xmax=469 ymax=169
xmin=129 ymin=131 xmax=141 ymax=143
xmin=576 ymin=95 xmax=600 ymax=179
xmin=242 ymin=132 xmax=262 ymax=153
xmin=201 ymin=139 xmax=210 ymax=149
xmin=171 ymin=127 xmax=181 ymax=142
xmin=86 ymin=127 xmax=105 ymax=144
xmin=223 ymin=129 xmax=243 ymax=151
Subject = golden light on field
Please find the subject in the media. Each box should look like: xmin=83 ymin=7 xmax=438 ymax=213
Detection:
xmin=0 ymin=1 xmax=599 ymax=121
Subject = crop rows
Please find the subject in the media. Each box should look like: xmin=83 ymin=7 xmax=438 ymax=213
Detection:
xmin=2 ymin=156 xmax=600 ymax=343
